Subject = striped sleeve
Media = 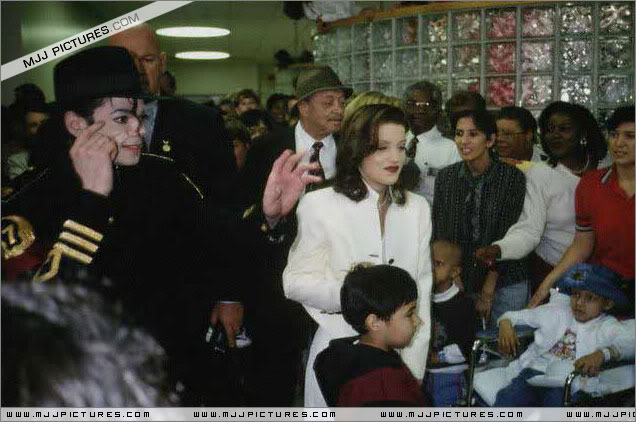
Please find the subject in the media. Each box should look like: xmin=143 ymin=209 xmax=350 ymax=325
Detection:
xmin=33 ymin=219 xmax=104 ymax=282
xmin=574 ymin=175 xmax=593 ymax=232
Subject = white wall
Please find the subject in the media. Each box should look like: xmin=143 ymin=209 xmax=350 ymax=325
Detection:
xmin=169 ymin=58 xmax=260 ymax=98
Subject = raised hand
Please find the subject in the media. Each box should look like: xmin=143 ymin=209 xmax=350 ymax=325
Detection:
xmin=475 ymin=245 xmax=501 ymax=269
xmin=262 ymin=150 xmax=322 ymax=221
xmin=69 ymin=121 xmax=118 ymax=196
xmin=527 ymin=282 xmax=551 ymax=308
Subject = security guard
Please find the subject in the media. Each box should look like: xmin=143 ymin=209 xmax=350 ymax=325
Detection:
xmin=1 ymin=46 xmax=319 ymax=405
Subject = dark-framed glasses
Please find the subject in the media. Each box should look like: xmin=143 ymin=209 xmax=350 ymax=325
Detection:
xmin=404 ymin=100 xmax=438 ymax=111
xmin=496 ymin=131 xmax=525 ymax=140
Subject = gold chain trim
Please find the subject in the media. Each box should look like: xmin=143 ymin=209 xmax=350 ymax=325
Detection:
xmin=62 ymin=220 xmax=103 ymax=242
xmin=180 ymin=173 xmax=204 ymax=200
xmin=142 ymin=152 xmax=175 ymax=163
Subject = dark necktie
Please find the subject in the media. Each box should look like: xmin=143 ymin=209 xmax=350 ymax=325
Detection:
xmin=406 ymin=138 xmax=418 ymax=159
xmin=306 ymin=141 xmax=325 ymax=192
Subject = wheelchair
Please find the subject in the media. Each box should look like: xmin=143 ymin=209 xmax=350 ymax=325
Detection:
xmin=462 ymin=324 xmax=635 ymax=407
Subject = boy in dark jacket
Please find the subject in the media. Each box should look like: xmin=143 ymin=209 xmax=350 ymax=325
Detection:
xmin=424 ymin=240 xmax=477 ymax=406
xmin=314 ymin=264 xmax=427 ymax=407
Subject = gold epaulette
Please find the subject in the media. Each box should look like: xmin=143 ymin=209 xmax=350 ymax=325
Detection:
xmin=33 ymin=219 xmax=103 ymax=282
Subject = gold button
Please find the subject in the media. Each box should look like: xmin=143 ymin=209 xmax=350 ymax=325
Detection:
xmin=108 ymin=216 xmax=115 ymax=224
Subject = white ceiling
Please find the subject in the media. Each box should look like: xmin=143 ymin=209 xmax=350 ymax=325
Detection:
xmin=84 ymin=1 xmax=318 ymax=65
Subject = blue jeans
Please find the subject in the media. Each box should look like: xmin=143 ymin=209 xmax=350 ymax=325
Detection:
xmin=424 ymin=372 xmax=466 ymax=407
xmin=489 ymin=281 xmax=530 ymax=329
xmin=493 ymin=368 xmax=564 ymax=407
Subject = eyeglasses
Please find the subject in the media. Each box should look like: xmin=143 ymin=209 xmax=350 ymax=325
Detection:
xmin=545 ymin=124 xmax=575 ymax=134
xmin=404 ymin=100 xmax=438 ymax=111
xmin=496 ymin=131 xmax=526 ymax=140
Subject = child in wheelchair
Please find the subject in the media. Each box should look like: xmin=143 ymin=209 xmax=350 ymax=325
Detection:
xmin=476 ymin=263 xmax=635 ymax=407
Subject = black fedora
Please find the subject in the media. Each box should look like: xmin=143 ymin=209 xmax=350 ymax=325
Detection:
xmin=54 ymin=46 xmax=150 ymax=105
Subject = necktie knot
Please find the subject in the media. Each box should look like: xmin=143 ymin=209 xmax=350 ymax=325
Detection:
xmin=307 ymin=142 xmax=326 ymax=191
xmin=310 ymin=142 xmax=324 ymax=161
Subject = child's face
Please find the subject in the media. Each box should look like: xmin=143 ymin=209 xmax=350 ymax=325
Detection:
xmin=570 ymin=288 xmax=613 ymax=323
xmin=432 ymin=243 xmax=460 ymax=287
xmin=382 ymin=300 xmax=421 ymax=349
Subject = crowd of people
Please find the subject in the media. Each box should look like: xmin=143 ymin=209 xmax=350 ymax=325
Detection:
xmin=1 ymin=22 xmax=634 ymax=409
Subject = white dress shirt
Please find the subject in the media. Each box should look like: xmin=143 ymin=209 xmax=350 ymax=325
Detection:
xmin=294 ymin=122 xmax=337 ymax=180
xmin=143 ymin=100 xmax=159 ymax=148
xmin=408 ymin=126 xmax=461 ymax=204
xmin=494 ymin=162 xmax=579 ymax=266
xmin=531 ymin=144 xmax=547 ymax=163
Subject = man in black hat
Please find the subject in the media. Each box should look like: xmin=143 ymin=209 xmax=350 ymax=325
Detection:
xmin=109 ymin=24 xmax=236 ymax=200
xmin=229 ymin=66 xmax=352 ymax=406
xmin=1 ymin=46 xmax=320 ymax=406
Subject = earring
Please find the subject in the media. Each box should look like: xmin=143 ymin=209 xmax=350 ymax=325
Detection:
xmin=580 ymin=137 xmax=588 ymax=147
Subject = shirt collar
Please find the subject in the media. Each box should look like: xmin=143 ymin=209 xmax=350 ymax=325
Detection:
xmin=416 ymin=126 xmax=442 ymax=142
xmin=362 ymin=179 xmax=380 ymax=202
xmin=360 ymin=179 xmax=395 ymax=207
xmin=573 ymin=313 xmax=605 ymax=328
xmin=458 ymin=158 xmax=497 ymax=182
xmin=603 ymin=165 xmax=634 ymax=200
xmin=297 ymin=121 xmax=335 ymax=144
xmin=433 ymin=283 xmax=460 ymax=303
xmin=600 ymin=166 xmax=614 ymax=185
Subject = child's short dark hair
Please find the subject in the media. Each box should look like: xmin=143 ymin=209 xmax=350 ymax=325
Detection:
xmin=341 ymin=264 xmax=418 ymax=334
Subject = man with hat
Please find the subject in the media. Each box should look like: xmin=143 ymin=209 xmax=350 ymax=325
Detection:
xmin=224 ymin=66 xmax=351 ymax=405
xmin=1 ymin=46 xmax=321 ymax=406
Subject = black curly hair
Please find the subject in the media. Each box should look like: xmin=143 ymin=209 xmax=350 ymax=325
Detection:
xmin=538 ymin=101 xmax=607 ymax=167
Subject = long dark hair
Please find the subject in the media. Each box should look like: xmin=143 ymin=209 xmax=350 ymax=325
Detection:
xmin=334 ymin=104 xmax=409 ymax=205
xmin=451 ymin=108 xmax=499 ymax=161
xmin=538 ymin=101 xmax=607 ymax=166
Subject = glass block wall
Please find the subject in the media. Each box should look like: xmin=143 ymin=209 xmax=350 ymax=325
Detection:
xmin=313 ymin=2 xmax=634 ymax=122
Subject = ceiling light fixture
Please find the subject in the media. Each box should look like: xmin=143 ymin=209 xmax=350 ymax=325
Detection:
xmin=157 ymin=27 xmax=230 ymax=38
xmin=175 ymin=51 xmax=230 ymax=60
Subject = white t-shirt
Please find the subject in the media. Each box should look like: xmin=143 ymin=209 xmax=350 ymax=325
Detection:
xmin=495 ymin=162 xmax=579 ymax=266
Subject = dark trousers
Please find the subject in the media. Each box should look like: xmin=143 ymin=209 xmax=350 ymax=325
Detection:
xmin=242 ymin=344 xmax=303 ymax=406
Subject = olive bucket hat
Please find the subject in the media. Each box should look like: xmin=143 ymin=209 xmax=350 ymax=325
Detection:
xmin=295 ymin=66 xmax=353 ymax=103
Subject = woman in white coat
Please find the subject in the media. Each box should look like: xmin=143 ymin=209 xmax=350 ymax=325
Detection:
xmin=283 ymin=104 xmax=433 ymax=407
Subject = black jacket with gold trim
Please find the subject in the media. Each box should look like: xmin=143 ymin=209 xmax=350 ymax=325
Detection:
xmin=2 ymin=153 xmax=259 ymax=355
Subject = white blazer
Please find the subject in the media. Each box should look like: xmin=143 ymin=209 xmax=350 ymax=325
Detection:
xmin=283 ymin=186 xmax=433 ymax=380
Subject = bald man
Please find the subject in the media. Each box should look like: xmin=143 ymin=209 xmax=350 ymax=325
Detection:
xmin=109 ymin=24 xmax=236 ymax=198
xmin=109 ymin=24 xmax=166 ymax=96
